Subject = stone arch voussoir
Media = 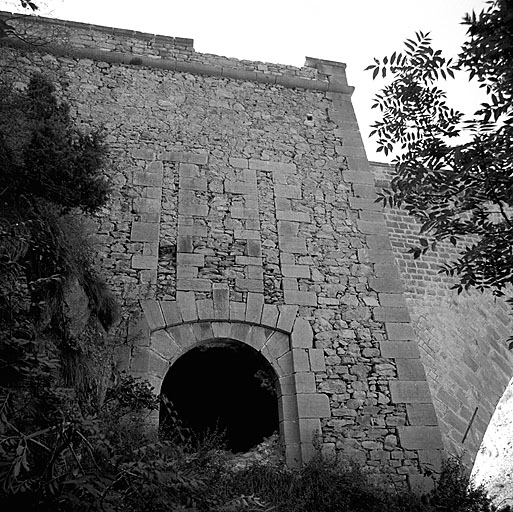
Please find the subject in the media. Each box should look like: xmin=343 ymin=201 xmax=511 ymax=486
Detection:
xmin=125 ymin=297 xmax=330 ymax=467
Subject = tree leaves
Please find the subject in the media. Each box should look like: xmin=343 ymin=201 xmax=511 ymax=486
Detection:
xmin=367 ymin=1 xmax=513 ymax=296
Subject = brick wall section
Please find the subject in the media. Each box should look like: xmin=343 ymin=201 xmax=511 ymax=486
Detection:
xmin=370 ymin=162 xmax=513 ymax=466
xmin=2 ymin=15 xmax=451 ymax=492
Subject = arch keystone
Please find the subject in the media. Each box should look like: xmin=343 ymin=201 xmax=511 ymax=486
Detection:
xmin=191 ymin=321 xmax=214 ymax=341
xmin=212 ymin=321 xmax=232 ymax=338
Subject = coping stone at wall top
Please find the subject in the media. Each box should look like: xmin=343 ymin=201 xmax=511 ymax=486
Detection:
xmin=2 ymin=35 xmax=354 ymax=94
xmin=0 ymin=11 xmax=194 ymax=46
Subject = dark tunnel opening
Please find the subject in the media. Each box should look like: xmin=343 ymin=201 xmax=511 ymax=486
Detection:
xmin=160 ymin=340 xmax=279 ymax=453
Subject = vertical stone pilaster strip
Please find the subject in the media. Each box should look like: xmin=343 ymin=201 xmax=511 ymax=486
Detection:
xmin=268 ymin=161 xmax=316 ymax=309
xmin=227 ymin=158 xmax=264 ymax=296
xmin=166 ymin=152 xmax=211 ymax=296
xmin=130 ymin=149 xmax=163 ymax=294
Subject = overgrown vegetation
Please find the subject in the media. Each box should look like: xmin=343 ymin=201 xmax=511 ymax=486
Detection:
xmin=0 ymin=72 xmax=119 ymax=507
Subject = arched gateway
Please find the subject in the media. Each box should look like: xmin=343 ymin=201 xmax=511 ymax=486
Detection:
xmin=128 ymin=296 xmax=330 ymax=467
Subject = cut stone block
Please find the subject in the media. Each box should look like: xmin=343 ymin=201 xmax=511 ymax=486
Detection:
xmin=275 ymin=184 xmax=302 ymax=199
xmin=160 ymin=301 xmax=182 ymax=326
xmin=167 ymin=324 xmax=196 ymax=351
xmin=309 ymin=349 xmax=326 ymax=372
xmin=261 ymin=304 xmax=279 ymax=328
xmin=235 ymin=278 xmax=264 ymax=293
xmin=279 ymin=237 xmax=307 ymax=254
xmin=177 ymin=253 xmax=205 ymax=267
xmin=230 ymin=322 xmax=251 ymax=342
xmin=397 ymin=426 xmax=444 ymax=450
xmin=291 ymin=317 xmax=314 ymax=348
xmin=132 ymin=148 xmax=155 ymax=160
xmin=131 ymin=221 xmax=159 ymax=242
xmin=282 ymin=265 xmax=311 ymax=279
xmin=294 ymin=372 xmax=316 ymax=393
xmin=197 ymin=299 xmax=215 ymax=321
xmin=133 ymin=197 xmax=161 ymax=214
xmin=276 ymin=210 xmax=310 ymax=223
xmin=246 ymin=292 xmax=264 ymax=324
xmin=279 ymin=374 xmax=297 ymax=396
xmin=213 ymin=285 xmax=229 ymax=320
xmin=299 ymin=418 xmax=321 ymax=444
xmin=164 ymin=151 xmax=208 ymax=165
xmin=212 ymin=322 xmax=232 ymax=338
xmin=406 ymin=404 xmax=439 ymax=426
xmin=378 ymin=293 xmax=407 ymax=307
xmin=380 ymin=341 xmax=420 ymax=359
xmin=264 ymin=331 xmax=290 ymax=360
xmin=151 ymin=329 xmax=182 ymax=360
xmin=192 ymin=322 xmax=214 ymax=342
xmin=284 ymin=290 xmax=317 ymax=306
xmin=247 ymin=326 xmax=267 ymax=351
xmin=385 ymin=323 xmax=416 ymax=341
xmin=342 ymin=170 xmax=374 ymax=184
xmin=357 ymin=220 xmax=388 ymax=235
xmin=277 ymin=305 xmax=299 ymax=332
xmin=133 ymin=170 xmax=163 ymax=187
xmin=396 ymin=359 xmax=427 ymax=381
xmin=177 ymin=235 xmax=193 ymax=253
xmin=132 ymin=255 xmax=157 ymax=270
xmin=278 ymin=394 xmax=300 ymax=422
xmin=140 ymin=300 xmax=165 ymax=331
xmin=285 ymin=443 xmax=301 ymax=469
xmin=292 ymin=348 xmax=311 ymax=373
xmin=374 ymin=307 xmax=411 ymax=323
xmin=229 ymin=157 xmax=248 ymax=168
xmin=277 ymin=350 xmax=294 ymax=377
xmin=297 ymin=394 xmax=330 ymax=418
xmin=390 ymin=381 xmax=433 ymax=404
xmin=229 ymin=301 xmax=246 ymax=322
xmin=176 ymin=291 xmax=198 ymax=322
xmin=281 ymin=419 xmax=300 ymax=444
xmin=178 ymin=163 xmax=200 ymax=178
xmin=177 ymin=278 xmax=212 ymax=292
xmin=368 ymin=277 xmax=404 ymax=293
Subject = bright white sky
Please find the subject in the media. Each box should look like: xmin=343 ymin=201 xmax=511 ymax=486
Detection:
xmin=2 ymin=0 xmax=488 ymax=161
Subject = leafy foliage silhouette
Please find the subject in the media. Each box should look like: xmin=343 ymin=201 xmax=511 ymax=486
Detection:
xmin=367 ymin=1 xmax=513 ymax=297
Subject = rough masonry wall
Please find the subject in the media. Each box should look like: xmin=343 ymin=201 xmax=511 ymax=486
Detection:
xmin=1 ymin=12 xmax=448 ymax=491
xmin=371 ymin=162 xmax=513 ymax=466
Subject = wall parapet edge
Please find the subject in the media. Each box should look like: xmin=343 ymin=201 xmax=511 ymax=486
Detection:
xmin=0 ymin=11 xmax=354 ymax=94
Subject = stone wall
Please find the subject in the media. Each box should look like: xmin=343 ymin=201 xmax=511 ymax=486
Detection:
xmin=0 ymin=11 xmax=470 ymax=492
xmin=371 ymin=162 xmax=513 ymax=466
